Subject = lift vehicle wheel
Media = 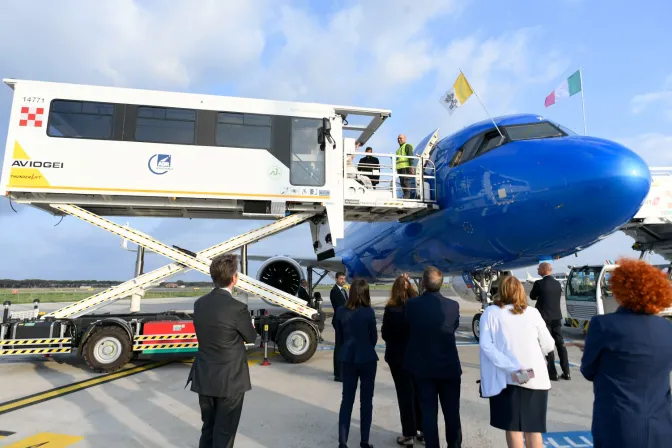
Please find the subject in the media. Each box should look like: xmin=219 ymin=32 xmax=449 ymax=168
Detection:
xmin=472 ymin=313 xmax=482 ymax=342
xmin=82 ymin=326 xmax=133 ymax=373
xmin=277 ymin=321 xmax=317 ymax=364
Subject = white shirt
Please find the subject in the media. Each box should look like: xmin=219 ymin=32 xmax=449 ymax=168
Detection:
xmin=479 ymin=304 xmax=555 ymax=397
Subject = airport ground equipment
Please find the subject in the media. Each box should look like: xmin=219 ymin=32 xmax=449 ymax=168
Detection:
xmin=564 ymin=263 xmax=672 ymax=332
xmin=0 ymin=78 xmax=438 ymax=371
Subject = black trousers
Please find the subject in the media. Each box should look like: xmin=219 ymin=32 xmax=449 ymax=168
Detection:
xmin=198 ymin=393 xmax=245 ymax=448
xmin=398 ymin=167 xmax=413 ymax=199
xmin=546 ymin=319 xmax=569 ymax=377
xmin=339 ymin=361 xmax=377 ymax=445
xmin=388 ymin=362 xmax=423 ymax=437
xmin=333 ymin=323 xmax=342 ymax=380
xmin=416 ymin=377 xmax=462 ymax=448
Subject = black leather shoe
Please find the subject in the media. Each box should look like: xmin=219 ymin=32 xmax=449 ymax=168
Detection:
xmin=360 ymin=444 xmax=373 ymax=448
xmin=561 ymin=373 xmax=571 ymax=380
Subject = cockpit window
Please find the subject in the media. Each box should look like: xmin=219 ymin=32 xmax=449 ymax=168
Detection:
xmin=504 ymin=122 xmax=564 ymax=141
xmin=556 ymin=124 xmax=577 ymax=136
xmin=474 ymin=131 xmax=506 ymax=157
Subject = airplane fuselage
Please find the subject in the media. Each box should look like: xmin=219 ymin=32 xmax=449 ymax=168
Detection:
xmin=334 ymin=115 xmax=651 ymax=282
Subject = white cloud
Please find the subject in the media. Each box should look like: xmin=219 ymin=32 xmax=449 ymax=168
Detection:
xmin=0 ymin=0 xmax=270 ymax=90
xmin=616 ymin=133 xmax=672 ymax=166
xmin=630 ymin=74 xmax=672 ymax=120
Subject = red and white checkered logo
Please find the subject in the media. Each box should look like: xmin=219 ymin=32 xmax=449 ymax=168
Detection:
xmin=19 ymin=106 xmax=44 ymax=127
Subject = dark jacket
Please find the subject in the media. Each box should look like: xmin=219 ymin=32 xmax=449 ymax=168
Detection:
xmin=403 ymin=291 xmax=462 ymax=379
xmin=298 ymin=286 xmax=311 ymax=303
xmin=186 ymin=288 xmax=258 ymax=397
xmin=580 ymin=307 xmax=672 ymax=447
xmin=381 ymin=304 xmax=409 ymax=365
xmin=529 ymin=275 xmax=563 ymax=322
xmin=334 ymin=305 xmax=379 ymax=364
xmin=330 ymin=284 xmax=348 ymax=324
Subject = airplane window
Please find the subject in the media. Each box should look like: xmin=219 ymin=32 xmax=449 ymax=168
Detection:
xmin=504 ymin=122 xmax=564 ymax=141
xmin=455 ymin=134 xmax=482 ymax=165
xmin=556 ymin=124 xmax=577 ymax=136
xmin=474 ymin=131 xmax=505 ymax=157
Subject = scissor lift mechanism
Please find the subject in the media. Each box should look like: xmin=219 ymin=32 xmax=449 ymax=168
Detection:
xmin=0 ymin=205 xmax=324 ymax=370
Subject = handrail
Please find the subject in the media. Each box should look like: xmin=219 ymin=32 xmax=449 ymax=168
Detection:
xmin=346 ymin=150 xmax=437 ymax=202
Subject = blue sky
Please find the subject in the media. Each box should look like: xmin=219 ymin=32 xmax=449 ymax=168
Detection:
xmin=1 ymin=0 xmax=671 ymax=282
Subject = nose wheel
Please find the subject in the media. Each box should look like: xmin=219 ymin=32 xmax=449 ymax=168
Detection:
xmin=472 ymin=313 xmax=482 ymax=342
xmin=466 ymin=268 xmax=509 ymax=341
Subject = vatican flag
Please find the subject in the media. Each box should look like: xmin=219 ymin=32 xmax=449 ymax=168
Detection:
xmin=440 ymin=72 xmax=474 ymax=115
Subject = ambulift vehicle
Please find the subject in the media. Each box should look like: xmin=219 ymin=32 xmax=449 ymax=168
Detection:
xmin=564 ymin=263 xmax=672 ymax=331
xmin=0 ymin=78 xmax=438 ymax=372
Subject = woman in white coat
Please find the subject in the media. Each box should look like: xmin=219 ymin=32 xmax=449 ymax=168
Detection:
xmin=479 ymin=275 xmax=555 ymax=448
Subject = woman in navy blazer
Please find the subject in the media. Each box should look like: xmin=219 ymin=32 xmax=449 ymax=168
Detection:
xmin=335 ymin=278 xmax=379 ymax=448
xmin=576 ymin=258 xmax=672 ymax=447
xmin=381 ymin=274 xmax=423 ymax=445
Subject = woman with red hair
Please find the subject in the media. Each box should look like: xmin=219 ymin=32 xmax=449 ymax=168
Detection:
xmin=578 ymin=258 xmax=672 ymax=447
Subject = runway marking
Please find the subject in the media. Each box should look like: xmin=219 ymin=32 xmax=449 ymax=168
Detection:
xmin=3 ymin=432 xmax=83 ymax=448
xmin=0 ymin=360 xmax=172 ymax=416
xmin=0 ymin=430 xmax=16 ymax=439
xmin=543 ymin=430 xmax=593 ymax=447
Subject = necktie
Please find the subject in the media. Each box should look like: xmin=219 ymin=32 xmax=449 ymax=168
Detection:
xmin=341 ymin=288 xmax=347 ymax=299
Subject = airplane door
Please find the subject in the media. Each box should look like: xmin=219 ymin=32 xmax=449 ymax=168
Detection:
xmin=413 ymin=128 xmax=439 ymax=200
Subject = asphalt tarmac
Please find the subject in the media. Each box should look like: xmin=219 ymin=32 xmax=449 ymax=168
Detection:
xmin=0 ymin=290 xmax=597 ymax=447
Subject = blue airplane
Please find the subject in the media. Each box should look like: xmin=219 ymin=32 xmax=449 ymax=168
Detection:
xmin=254 ymin=113 xmax=651 ymax=332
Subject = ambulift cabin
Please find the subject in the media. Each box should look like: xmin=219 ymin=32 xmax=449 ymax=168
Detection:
xmin=0 ymin=79 xmax=438 ymax=372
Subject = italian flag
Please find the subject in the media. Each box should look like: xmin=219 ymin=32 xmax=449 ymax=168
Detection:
xmin=545 ymin=70 xmax=582 ymax=107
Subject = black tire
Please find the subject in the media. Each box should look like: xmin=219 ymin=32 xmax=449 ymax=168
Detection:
xmin=472 ymin=313 xmax=482 ymax=342
xmin=82 ymin=326 xmax=133 ymax=373
xmin=277 ymin=321 xmax=317 ymax=363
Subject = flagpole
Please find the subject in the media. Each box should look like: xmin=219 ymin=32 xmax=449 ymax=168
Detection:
xmin=459 ymin=68 xmax=505 ymax=140
xmin=579 ymin=64 xmax=587 ymax=135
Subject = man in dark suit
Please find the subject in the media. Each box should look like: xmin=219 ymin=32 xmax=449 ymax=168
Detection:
xmin=404 ymin=266 xmax=462 ymax=448
xmin=186 ymin=253 xmax=258 ymax=448
xmin=298 ymin=279 xmax=311 ymax=306
xmin=530 ymin=262 xmax=570 ymax=380
xmin=357 ymin=146 xmax=380 ymax=187
xmin=330 ymin=271 xmax=348 ymax=382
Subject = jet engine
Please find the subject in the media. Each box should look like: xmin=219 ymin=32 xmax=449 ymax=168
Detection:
xmin=256 ymin=256 xmax=304 ymax=297
xmin=449 ymin=275 xmax=481 ymax=303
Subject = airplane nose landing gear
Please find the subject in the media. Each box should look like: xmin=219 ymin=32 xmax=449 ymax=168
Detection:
xmin=466 ymin=268 xmax=510 ymax=341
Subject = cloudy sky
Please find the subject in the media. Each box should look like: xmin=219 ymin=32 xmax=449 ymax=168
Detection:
xmin=0 ymin=0 xmax=671 ymax=282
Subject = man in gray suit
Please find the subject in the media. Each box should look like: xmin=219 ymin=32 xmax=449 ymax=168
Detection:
xmin=186 ymin=253 xmax=258 ymax=448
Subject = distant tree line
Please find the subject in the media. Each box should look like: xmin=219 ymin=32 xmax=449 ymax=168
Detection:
xmin=0 ymin=279 xmax=214 ymax=289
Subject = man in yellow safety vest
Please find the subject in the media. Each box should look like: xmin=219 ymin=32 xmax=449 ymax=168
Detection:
xmin=396 ymin=134 xmax=415 ymax=199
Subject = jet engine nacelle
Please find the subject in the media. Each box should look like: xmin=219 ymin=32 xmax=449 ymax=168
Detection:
xmin=448 ymin=275 xmax=481 ymax=303
xmin=256 ymin=256 xmax=304 ymax=298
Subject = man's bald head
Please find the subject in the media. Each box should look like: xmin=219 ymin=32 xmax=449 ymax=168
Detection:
xmin=397 ymin=134 xmax=406 ymax=144
xmin=538 ymin=262 xmax=552 ymax=276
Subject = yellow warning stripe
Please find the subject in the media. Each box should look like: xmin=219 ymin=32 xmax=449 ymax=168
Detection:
xmin=0 ymin=348 xmax=71 ymax=355
xmin=134 ymin=334 xmax=197 ymax=341
xmin=7 ymin=183 xmax=329 ymax=200
xmin=0 ymin=338 xmax=71 ymax=345
xmin=0 ymin=360 xmax=172 ymax=415
xmin=134 ymin=343 xmax=199 ymax=350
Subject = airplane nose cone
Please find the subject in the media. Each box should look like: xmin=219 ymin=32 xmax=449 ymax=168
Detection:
xmin=544 ymin=136 xmax=651 ymax=241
